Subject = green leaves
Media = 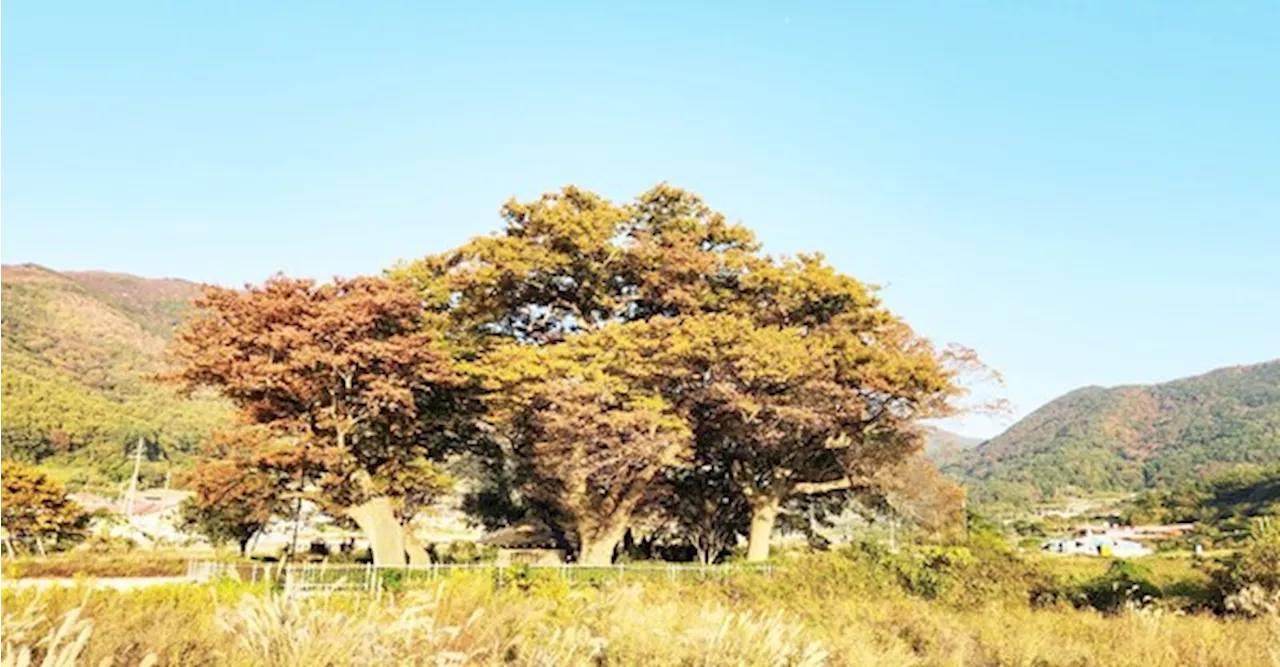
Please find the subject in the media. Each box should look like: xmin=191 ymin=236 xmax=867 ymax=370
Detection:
xmin=1 ymin=267 xmax=233 ymax=487
xmin=953 ymin=361 xmax=1280 ymax=505
xmin=1 ymin=461 xmax=87 ymax=550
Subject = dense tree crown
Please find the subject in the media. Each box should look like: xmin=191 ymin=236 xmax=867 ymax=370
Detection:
xmin=1 ymin=461 xmax=87 ymax=554
xmin=169 ymin=277 xmax=463 ymax=484
xmin=395 ymin=184 xmax=987 ymax=562
xmin=166 ymin=276 xmax=473 ymax=565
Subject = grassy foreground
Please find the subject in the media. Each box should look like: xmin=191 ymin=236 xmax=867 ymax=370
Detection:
xmin=3 ymin=553 xmax=1278 ymax=667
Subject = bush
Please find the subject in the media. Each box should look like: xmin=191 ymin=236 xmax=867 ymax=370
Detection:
xmin=81 ymin=534 xmax=138 ymax=555
xmin=1079 ymin=560 xmax=1162 ymax=613
xmin=379 ymin=568 xmax=404 ymax=593
xmin=834 ymin=540 xmax=1050 ymax=609
xmin=429 ymin=540 xmax=495 ymax=564
xmin=1209 ymin=519 xmax=1280 ymax=616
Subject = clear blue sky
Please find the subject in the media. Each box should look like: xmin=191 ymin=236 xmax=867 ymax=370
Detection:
xmin=5 ymin=2 xmax=1278 ymax=436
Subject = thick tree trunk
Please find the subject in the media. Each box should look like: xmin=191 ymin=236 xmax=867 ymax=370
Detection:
xmin=577 ymin=523 xmax=628 ymax=566
xmin=346 ymin=496 xmax=407 ymax=566
xmin=404 ymin=530 xmax=431 ymax=565
xmin=745 ymin=497 xmax=781 ymax=563
xmin=577 ymin=538 xmax=618 ymax=566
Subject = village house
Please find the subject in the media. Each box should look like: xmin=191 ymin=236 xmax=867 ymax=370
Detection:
xmin=1038 ymin=522 xmax=1198 ymax=558
xmin=477 ymin=523 xmax=565 ymax=566
xmin=71 ymin=488 xmax=195 ymax=548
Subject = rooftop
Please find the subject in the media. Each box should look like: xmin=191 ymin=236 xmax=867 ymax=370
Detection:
xmin=477 ymin=523 xmax=560 ymax=550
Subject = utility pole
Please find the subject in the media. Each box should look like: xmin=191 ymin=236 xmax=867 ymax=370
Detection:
xmin=124 ymin=437 xmax=145 ymax=517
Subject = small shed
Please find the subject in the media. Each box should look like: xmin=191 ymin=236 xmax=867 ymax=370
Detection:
xmin=478 ymin=523 xmax=565 ymax=566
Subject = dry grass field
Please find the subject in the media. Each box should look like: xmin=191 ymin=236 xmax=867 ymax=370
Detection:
xmin=3 ymin=550 xmax=1277 ymax=667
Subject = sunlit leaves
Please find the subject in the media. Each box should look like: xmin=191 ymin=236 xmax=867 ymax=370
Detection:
xmin=166 ymin=275 xmax=470 ymax=508
xmin=0 ymin=462 xmax=86 ymax=549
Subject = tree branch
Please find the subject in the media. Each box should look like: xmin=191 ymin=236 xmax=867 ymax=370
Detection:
xmin=793 ymin=475 xmax=873 ymax=495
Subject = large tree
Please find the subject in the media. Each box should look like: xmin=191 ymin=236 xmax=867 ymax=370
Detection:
xmin=167 ymin=275 xmax=471 ymax=565
xmin=479 ymin=324 xmax=692 ymax=565
xmin=395 ymin=185 xmax=758 ymax=560
xmin=401 ymin=184 xmax=991 ymax=562
xmin=638 ymin=307 xmax=977 ymax=561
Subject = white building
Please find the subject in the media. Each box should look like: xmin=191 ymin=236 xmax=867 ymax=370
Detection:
xmin=1041 ymin=533 xmax=1152 ymax=558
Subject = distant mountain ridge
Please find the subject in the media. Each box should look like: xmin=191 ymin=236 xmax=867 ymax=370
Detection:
xmin=924 ymin=428 xmax=984 ymax=461
xmin=61 ymin=269 xmax=209 ymax=337
xmin=946 ymin=361 xmax=1280 ymax=505
xmin=1 ymin=264 xmax=230 ymax=490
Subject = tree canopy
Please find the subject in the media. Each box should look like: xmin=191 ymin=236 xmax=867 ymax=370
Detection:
xmin=166 ymin=275 xmax=475 ymax=565
xmin=397 ymin=184 xmax=984 ymax=562
xmin=1 ymin=461 xmax=87 ymax=555
xmin=179 ymin=457 xmax=284 ymax=556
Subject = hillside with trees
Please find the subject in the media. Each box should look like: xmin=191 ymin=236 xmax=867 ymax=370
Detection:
xmin=0 ymin=264 xmax=231 ymax=491
xmin=1124 ymin=464 xmax=1279 ymax=538
xmin=947 ymin=361 xmax=1280 ymax=505
xmin=924 ymin=428 xmax=983 ymax=461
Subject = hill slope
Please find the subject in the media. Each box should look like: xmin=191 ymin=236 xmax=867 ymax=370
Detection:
xmin=1 ymin=264 xmax=231 ymax=490
xmin=923 ymin=428 xmax=984 ymax=461
xmin=946 ymin=361 xmax=1280 ymax=505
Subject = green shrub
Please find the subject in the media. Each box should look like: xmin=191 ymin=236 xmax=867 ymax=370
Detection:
xmin=429 ymin=540 xmax=495 ymax=564
xmin=835 ymin=540 xmax=1050 ymax=609
xmin=1208 ymin=519 xmax=1280 ymax=616
xmin=80 ymin=533 xmax=138 ymax=555
xmin=379 ymin=568 xmax=405 ymax=592
xmin=1079 ymin=560 xmax=1162 ymax=613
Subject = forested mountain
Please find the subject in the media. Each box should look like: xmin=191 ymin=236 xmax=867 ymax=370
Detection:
xmin=947 ymin=361 xmax=1280 ymax=505
xmin=0 ymin=264 xmax=231 ymax=490
xmin=923 ymin=428 xmax=984 ymax=461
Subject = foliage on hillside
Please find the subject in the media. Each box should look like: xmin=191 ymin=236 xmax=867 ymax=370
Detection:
xmin=1125 ymin=465 xmax=1279 ymax=534
xmin=923 ymin=428 xmax=984 ymax=460
xmin=947 ymin=361 xmax=1280 ymax=505
xmin=62 ymin=270 xmax=208 ymax=337
xmin=0 ymin=264 xmax=232 ymax=491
